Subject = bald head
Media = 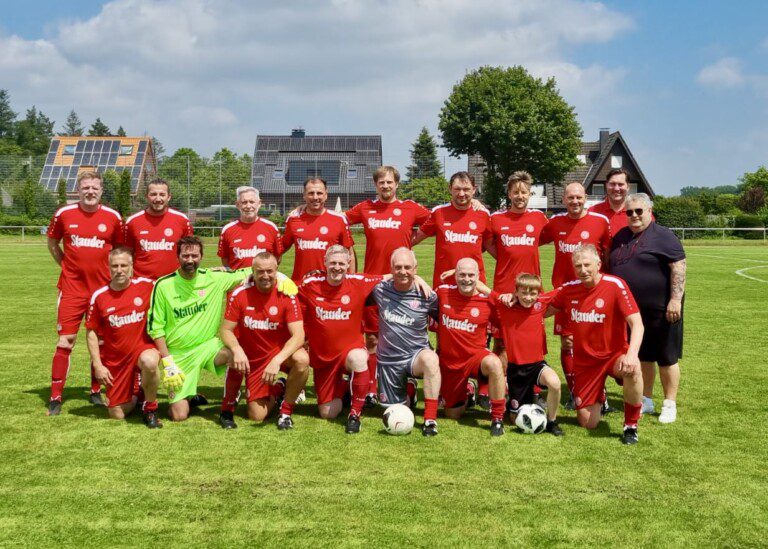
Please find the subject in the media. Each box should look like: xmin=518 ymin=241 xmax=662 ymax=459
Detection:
xmin=455 ymin=257 xmax=480 ymax=296
xmin=456 ymin=258 xmax=479 ymax=275
xmin=563 ymin=182 xmax=587 ymax=218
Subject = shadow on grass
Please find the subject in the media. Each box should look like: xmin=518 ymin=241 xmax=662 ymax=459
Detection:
xmin=24 ymin=385 xmax=95 ymax=407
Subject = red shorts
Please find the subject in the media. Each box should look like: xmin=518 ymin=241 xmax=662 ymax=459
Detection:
xmin=102 ymin=342 xmax=155 ymax=407
xmin=553 ymin=310 xmax=571 ymax=337
xmin=363 ymin=305 xmax=379 ymax=335
xmin=312 ymin=362 xmax=349 ymax=405
xmin=440 ymin=349 xmax=494 ymax=409
xmin=57 ymin=291 xmax=90 ymax=335
xmin=572 ymin=352 xmax=623 ymax=409
xmin=246 ymin=358 xmax=290 ymax=402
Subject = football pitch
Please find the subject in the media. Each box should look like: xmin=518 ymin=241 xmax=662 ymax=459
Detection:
xmin=0 ymin=237 xmax=766 ymax=547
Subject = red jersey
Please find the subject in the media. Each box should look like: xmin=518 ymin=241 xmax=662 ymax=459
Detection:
xmin=218 ymin=218 xmax=282 ymax=270
xmin=123 ymin=208 xmax=193 ymax=279
xmin=490 ymin=209 xmax=548 ymax=292
xmin=419 ymin=203 xmax=491 ymax=287
xmin=224 ymin=278 xmax=302 ymax=363
xmin=298 ymin=274 xmax=382 ymax=367
xmin=282 ymin=210 xmax=354 ymax=281
xmin=493 ymin=291 xmax=557 ymax=365
xmin=435 ymin=285 xmax=496 ymax=368
xmin=47 ymin=203 xmax=123 ymax=296
xmin=540 ymin=211 xmax=611 ymax=288
xmin=551 ymin=275 xmax=638 ymax=364
xmin=345 ymin=198 xmax=430 ymax=275
xmin=85 ymin=278 xmax=155 ymax=366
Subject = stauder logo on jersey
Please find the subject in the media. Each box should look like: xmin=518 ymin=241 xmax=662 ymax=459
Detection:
xmin=139 ymin=238 xmax=175 ymax=251
xmin=315 ymin=306 xmax=351 ymax=321
xmin=173 ymin=302 xmax=208 ymax=319
xmin=441 ymin=314 xmax=478 ymax=333
xmin=558 ymin=241 xmax=582 ymax=253
xmin=244 ymin=316 xmax=279 ymax=330
xmin=233 ymin=246 xmax=266 ymax=259
xmin=108 ymin=310 xmax=145 ymax=328
xmin=368 ymin=217 xmax=402 ymax=230
xmin=501 ymin=234 xmax=535 ymax=247
xmin=445 ymin=230 xmax=479 ymax=244
xmin=70 ymin=235 xmax=106 ymax=248
xmin=570 ymin=309 xmax=606 ymax=323
xmin=297 ymin=238 xmax=329 ymax=250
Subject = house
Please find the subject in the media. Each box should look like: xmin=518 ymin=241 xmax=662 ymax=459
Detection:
xmin=468 ymin=128 xmax=654 ymax=210
xmin=39 ymin=136 xmax=157 ymax=196
xmin=251 ymin=129 xmax=383 ymax=214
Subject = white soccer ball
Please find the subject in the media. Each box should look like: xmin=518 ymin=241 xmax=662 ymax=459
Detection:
xmin=514 ymin=404 xmax=547 ymax=434
xmin=382 ymin=404 xmax=415 ymax=435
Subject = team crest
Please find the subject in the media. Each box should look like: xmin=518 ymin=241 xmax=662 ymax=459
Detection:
xmin=393 ymin=208 xmax=402 ymax=216
xmin=580 ymin=231 xmax=590 ymax=239
xmin=379 ymin=392 xmax=388 ymax=403
xmin=319 ymin=226 xmax=328 ymax=235
xmin=534 ymin=302 xmax=542 ymax=311
xmin=198 ymin=290 xmax=206 ymax=297
xmin=269 ymin=306 xmax=278 ymax=315
xmin=469 ymin=221 xmax=477 ymax=230
xmin=526 ymin=224 xmax=534 ymax=233
xmin=470 ymin=308 xmax=480 ymax=318
xmin=341 ymin=295 xmax=350 ymax=305
xmin=408 ymin=300 xmax=421 ymax=310
xmin=257 ymin=234 xmax=266 ymax=243
xmin=595 ymin=298 xmax=605 ymax=308
xmin=134 ymin=297 xmax=143 ymax=307
xmin=164 ymin=228 xmax=174 ymax=237
xmin=98 ymin=223 xmax=107 ymax=232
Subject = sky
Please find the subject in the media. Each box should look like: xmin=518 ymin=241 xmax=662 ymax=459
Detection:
xmin=1 ymin=0 xmax=767 ymax=195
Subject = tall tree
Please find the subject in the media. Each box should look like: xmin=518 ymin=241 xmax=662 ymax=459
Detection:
xmin=57 ymin=178 xmax=68 ymax=206
xmin=439 ymin=65 xmax=582 ymax=209
xmin=102 ymin=169 xmax=119 ymax=207
xmin=115 ymin=169 xmax=132 ymax=216
xmin=152 ymin=137 xmax=165 ymax=159
xmin=88 ymin=118 xmax=111 ymax=136
xmin=15 ymin=106 xmax=55 ymax=155
xmin=406 ymin=127 xmax=442 ymax=181
xmin=0 ymin=89 xmax=16 ymax=139
xmin=116 ymin=126 xmax=127 ymax=137
xmin=398 ymin=176 xmax=450 ymax=208
xmin=61 ymin=110 xmax=84 ymax=136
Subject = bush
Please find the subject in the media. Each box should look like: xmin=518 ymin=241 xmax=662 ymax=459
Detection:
xmin=734 ymin=213 xmax=765 ymax=240
xmin=653 ymin=196 xmax=705 ymax=228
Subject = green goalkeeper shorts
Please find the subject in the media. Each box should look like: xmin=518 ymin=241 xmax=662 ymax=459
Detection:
xmin=167 ymin=337 xmax=226 ymax=403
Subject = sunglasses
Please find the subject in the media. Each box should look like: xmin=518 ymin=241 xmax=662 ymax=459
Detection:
xmin=626 ymin=208 xmax=645 ymax=217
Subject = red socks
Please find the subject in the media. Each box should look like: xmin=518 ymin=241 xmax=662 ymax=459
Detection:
xmin=624 ymin=402 xmax=641 ymax=428
xmin=490 ymin=398 xmax=506 ymax=421
xmin=366 ymin=353 xmax=377 ymax=395
xmin=50 ymin=346 xmax=72 ymax=401
xmin=143 ymin=400 xmax=158 ymax=413
xmin=89 ymin=362 xmax=101 ymax=394
xmin=560 ymin=348 xmax=575 ymax=393
xmin=477 ymin=380 xmax=489 ymax=398
xmin=424 ymin=398 xmax=438 ymax=421
xmin=350 ymin=369 xmax=370 ymax=416
xmin=279 ymin=400 xmax=295 ymax=417
xmin=406 ymin=379 xmax=417 ymax=404
xmin=221 ymin=368 xmax=244 ymax=413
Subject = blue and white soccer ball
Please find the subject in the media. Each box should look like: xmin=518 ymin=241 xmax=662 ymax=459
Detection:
xmin=514 ymin=404 xmax=547 ymax=434
xmin=382 ymin=403 xmax=415 ymax=435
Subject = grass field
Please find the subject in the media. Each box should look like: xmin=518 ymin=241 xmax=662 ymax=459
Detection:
xmin=1 ymin=237 xmax=767 ymax=547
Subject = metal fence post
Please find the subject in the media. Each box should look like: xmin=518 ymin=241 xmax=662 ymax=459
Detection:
xmin=21 ymin=226 xmax=25 ymax=241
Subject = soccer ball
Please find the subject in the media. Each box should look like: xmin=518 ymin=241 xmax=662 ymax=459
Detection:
xmin=514 ymin=404 xmax=547 ymax=434
xmin=382 ymin=404 xmax=415 ymax=435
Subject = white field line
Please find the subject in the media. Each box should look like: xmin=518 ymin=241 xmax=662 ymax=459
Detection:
xmin=734 ymin=266 xmax=768 ymax=283
xmin=686 ymin=252 xmax=768 ymax=264
xmin=686 ymin=252 xmax=768 ymax=283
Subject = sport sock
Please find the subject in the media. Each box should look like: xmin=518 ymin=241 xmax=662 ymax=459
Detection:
xmin=350 ymin=369 xmax=370 ymax=416
xmin=50 ymin=346 xmax=72 ymax=402
xmin=221 ymin=368 xmax=243 ymax=413
xmin=366 ymin=353 xmax=377 ymax=394
xmin=624 ymin=401 xmax=642 ymax=428
xmin=477 ymin=380 xmax=490 ymax=398
xmin=560 ymin=348 xmax=575 ymax=393
xmin=490 ymin=398 xmax=506 ymax=421
xmin=143 ymin=400 xmax=158 ymax=413
xmin=279 ymin=400 xmax=295 ymax=417
xmin=89 ymin=361 xmax=101 ymax=394
xmin=423 ymin=398 xmax=438 ymax=421
xmin=269 ymin=380 xmax=286 ymax=399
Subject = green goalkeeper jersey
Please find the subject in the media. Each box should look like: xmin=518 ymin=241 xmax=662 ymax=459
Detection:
xmin=147 ymin=268 xmax=249 ymax=352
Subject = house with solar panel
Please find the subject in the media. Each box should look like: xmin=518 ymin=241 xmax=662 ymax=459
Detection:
xmin=39 ymin=136 xmax=157 ymax=197
xmin=468 ymin=128 xmax=654 ymax=211
xmin=251 ymin=129 xmax=382 ymax=214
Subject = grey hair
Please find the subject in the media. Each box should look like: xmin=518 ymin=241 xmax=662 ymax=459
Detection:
xmin=390 ymin=247 xmax=417 ymax=268
xmin=325 ymin=244 xmax=351 ymax=262
xmin=236 ymin=186 xmax=260 ymax=201
xmin=626 ymin=192 xmax=653 ymax=209
xmin=572 ymin=243 xmax=600 ymax=263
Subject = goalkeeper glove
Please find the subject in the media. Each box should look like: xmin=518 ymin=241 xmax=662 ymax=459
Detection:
xmin=276 ymin=272 xmax=298 ymax=296
xmin=161 ymin=356 xmax=186 ymax=392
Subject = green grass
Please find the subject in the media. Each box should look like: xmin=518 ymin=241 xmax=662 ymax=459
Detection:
xmin=1 ymin=239 xmax=767 ymax=547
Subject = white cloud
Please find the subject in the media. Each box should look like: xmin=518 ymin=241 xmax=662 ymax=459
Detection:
xmin=697 ymin=57 xmax=745 ymax=89
xmin=0 ymin=0 xmax=634 ymax=165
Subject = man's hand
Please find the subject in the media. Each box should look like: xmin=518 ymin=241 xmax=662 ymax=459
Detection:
xmin=440 ymin=269 xmax=455 ymax=282
xmin=289 ymin=204 xmax=306 ymax=217
xmin=232 ymin=346 xmax=250 ymax=374
xmin=470 ymin=198 xmax=486 ymax=211
xmin=93 ymin=364 xmax=113 ymax=387
xmin=276 ymin=272 xmax=298 ymax=296
xmin=161 ymin=356 xmax=186 ymax=391
xmin=498 ymin=293 xmax=516 ymax=307
xmin=413 ymin=275 xmax=434 ymax=297
xmin=618 ymin=352 xmax=640 ymax=376
xmin=262 ymin=356 xmax=281 ymax=384
xmin=666 ymin=298 xmax=682 ymax=323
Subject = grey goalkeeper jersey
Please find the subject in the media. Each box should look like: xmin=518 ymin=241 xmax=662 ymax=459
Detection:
xmin=370 ymin=279 xmax=438 ymax=364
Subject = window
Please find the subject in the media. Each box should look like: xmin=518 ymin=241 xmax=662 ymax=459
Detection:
xmin=272 ymin=169 xmax=284 ymax=179
xmin=119 ymin=145 xmax=134 ymax=156
xmin=611 ymin=155 xmax=623 ymax=168
xmin=63 ymin=145 xmax=76 ymax=155
xmin=592 ymin=184 xmax=605 ymax=196
xmin=577 ymin=154 xmax=587 ymax=165
xmin=268 ymin=204 xmax=277 ymax=211
xmin=346 ymin=168 xmax=358 ymax=179
xmin=629 ymin=184 xmax=638 ymax=194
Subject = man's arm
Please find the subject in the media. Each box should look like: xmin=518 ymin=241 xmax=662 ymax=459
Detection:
xmin=618 ymin=312 xmax=644 ymax=374
xmin=224 ymin=268 xmax=252 ymax=292
xmin=484 ymin=235 xmax=498 ymax=259
xmin=219 ymin=319 xmax=250 ymax=374
xmin=86 ymin=329 xmax=113 ymax=386
xmin=47 ymin=237 xmax=64 ymax=266
xmin=412 ymin=229 xmax=429 ymax=246
xmin=348 ymin=246 xmax=357 ymax=273
xmin=262 ymin=320 xmax=305 ymax=384
xmin=667 ymin=259 xmax=686 ymax=323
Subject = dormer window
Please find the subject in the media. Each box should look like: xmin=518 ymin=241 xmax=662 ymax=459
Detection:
xmin=577 ymin=154 xmax=587 ymax=165
xmin=611 ymin=155 xmax=623 ymax=168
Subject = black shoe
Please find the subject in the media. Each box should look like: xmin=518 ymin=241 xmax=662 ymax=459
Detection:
xmin=47 ymin=399 xmax=62 ymax=416
xmin=219 ymin=411 xmax=237 ymax=429
xmin=621 ymin=426 xmax=639 ymax=445
xmin=189 ymin=393 xmax=208 ymax=408
xmin=466 ymin=379 xmax=477 ymax=408
xmin=546 ymin=420 xmax=564 ymax=437
xmin=274 ymin=378 xmax=286 ymax=408
xmin=490 ymin=419 xmax=505 ymax=437
xmin=601 ymin=401 xmax=618 ymax=416
xmin=143 ymin=411 xmax=163 ymax=429
xmin=364 ymin=393 xmax=378 ymax=409
xmin=407 ymin=378 xmax=418 ymax=409
xmin=345 ymin=413 xmax=361 ymax=434
xmin=422 ymin=420 xmax=438 ymax=437
xmin=564 ymin=395 xmax=575 ymax=410
xmin=277 ymin=414 xmax=294 ymax=430
xmin=477 ymin=394 xmax=491 ymax=411
xmin=90 ymin=392 xmax=106 ymax=407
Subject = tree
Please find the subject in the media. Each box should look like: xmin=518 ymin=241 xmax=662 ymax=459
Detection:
xmin=88 ymin=118 xmax=111 ymax=136
xmin=14 ymin=106 xmax=54 ymax=155
xmin=152 ymin=137 xmax=166 ymax=159
xmin=681 ymin=185 xmax=738 ymax=197
xmin=653 ymin=196 xmax=705 ymax=228
xmin=61 ymin=110 xmax=84 ymax=136
xmin=439 ymin=66 xmax=581 ymax=209
xmin=102 ymin=169 xmax=119 ymax=207
xmin=398 ymin=176 xmax=450 ymax=207
xmin=115 ymin=169 xmax=132 ymax=216
xmin=739 ymin=186 xmax=766 ymax=214
xmin=57 ymin=178 xmax=68 ymax=206
xmin=116 ymin=126 xmax=127 ymax=137
xmin=0 ymin=89 xmax=16 ymax=139
xmin=406 ymin=127 xmax=442 ymax=181
xmin=18 ymin=177 xmax=39 ymax=218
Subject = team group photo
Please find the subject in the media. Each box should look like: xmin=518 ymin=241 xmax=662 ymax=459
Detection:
xmin=1 ymin=1 xmax=766 ymax=547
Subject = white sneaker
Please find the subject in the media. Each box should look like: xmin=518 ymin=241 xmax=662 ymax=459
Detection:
xmin=658 ymin=399 xmax=677 ymax=423
xmin=641 ymin=396 xmax=655 ymax=415
xmin=295 ymin=389 xmax=306 ymax=404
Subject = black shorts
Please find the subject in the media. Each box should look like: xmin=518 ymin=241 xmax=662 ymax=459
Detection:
xmin=506 ymin=361 xmax=549 ymax=413
xmin=638 ymin=308 xmax=683 ymax=367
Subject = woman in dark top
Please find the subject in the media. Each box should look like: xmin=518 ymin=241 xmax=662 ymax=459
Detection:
xmin=609 ymin=193 xmax=686 ymax=424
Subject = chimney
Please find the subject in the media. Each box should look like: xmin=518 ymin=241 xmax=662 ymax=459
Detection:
xmin=291 ymin=128 xmax=305 ymax=138
xmin=599 ymin=128 xmax=609 ymax=152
